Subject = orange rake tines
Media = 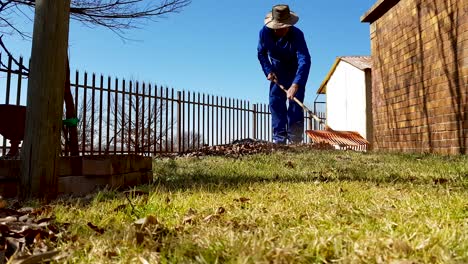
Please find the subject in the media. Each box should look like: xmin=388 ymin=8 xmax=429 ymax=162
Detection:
xmin=305 ymin=130 xmax=369 ymax=151
xmin=274 ymin=81 xmax=369 ymax=151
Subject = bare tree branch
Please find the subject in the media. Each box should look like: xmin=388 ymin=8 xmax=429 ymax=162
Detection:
xmin=0 ymin=0 xmax=191 ymax=51
xmin=0 ymin=34 xmax=29 ymax=72
xmin=6 ymin=0 xmax=190 ymax=30
xmin=0 ymin=0 xmax=31 ymax=39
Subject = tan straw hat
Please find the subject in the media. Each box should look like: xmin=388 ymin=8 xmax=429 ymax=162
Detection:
xmin=264 ymin=4 xmax=299 ymax=29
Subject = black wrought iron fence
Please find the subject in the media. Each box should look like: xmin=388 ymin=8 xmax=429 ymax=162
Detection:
xmin=0 ymin=53 xmax=326 ymax=156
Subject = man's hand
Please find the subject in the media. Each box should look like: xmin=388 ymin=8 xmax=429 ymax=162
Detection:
xmin=267 ymin=72 xmax=278 ymax=83
xmin=287 ymin=83 xmax=299 ymax=100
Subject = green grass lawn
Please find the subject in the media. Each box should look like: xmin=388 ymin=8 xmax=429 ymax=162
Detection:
xmin=49 ymin=149 xmax=467 ymax=263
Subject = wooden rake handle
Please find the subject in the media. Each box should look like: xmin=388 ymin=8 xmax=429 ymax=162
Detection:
xmin=274 ymin=81 xmax=326 ymax=126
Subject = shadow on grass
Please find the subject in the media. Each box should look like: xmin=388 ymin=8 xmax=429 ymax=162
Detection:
xmin=151 ymin=154 xmax=468 ymax=193
xmin=153 ymin=172 xmax=466 ymax=193
xmin=52 ymin=151 xmax=467 ymax=208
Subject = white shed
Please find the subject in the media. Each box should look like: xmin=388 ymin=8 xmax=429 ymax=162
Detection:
xmin=316 ymin=56 xmax=373 ymax=141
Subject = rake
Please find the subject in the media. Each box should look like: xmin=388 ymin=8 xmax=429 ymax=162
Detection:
xmin=276 ymin=82 xmax=369 ymax=151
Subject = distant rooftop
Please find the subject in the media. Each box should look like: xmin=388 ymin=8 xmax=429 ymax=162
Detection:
xmin=361 ymin=0 xmax=401 ymax=23
xmin=317 ymin=56 xmax=372 ymax=94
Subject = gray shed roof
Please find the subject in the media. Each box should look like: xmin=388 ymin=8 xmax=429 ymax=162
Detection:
xmin=340 ymin=56 xmax=372 ymax=71
xmin=317 ymin=56 xmax=371 ymax=94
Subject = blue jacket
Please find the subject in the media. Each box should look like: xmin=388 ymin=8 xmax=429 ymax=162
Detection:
xmin=257 ymin=26 xmax=311 ymax=88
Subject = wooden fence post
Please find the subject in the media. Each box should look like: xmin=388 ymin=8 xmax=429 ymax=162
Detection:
xmin=20 ymin=0 xmax=71 ymax=200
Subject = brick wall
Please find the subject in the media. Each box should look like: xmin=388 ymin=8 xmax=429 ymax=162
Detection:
xmin=364 ymin=0 xmax=467 ymax=154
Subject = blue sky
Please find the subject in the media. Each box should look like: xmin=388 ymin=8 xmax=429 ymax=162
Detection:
xmin=5 ymin=0 xmax=376 ymax=105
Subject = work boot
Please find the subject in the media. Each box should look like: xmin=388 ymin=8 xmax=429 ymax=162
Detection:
xmin=288 ymin=134 xmax=303 ymax=145
xmin=273 ymin=139 xmax=287 ymax=145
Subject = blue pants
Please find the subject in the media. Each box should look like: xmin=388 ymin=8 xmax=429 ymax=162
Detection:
xmin=269 ymin=82 xmax=305 ymax=144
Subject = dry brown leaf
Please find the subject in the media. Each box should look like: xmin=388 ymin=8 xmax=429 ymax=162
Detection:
xmin=32 ymin=206 xmax=53 ymax=217
xmin=6 ymin=236 xmax=23 ymax=255
xmin=299 ymin=213 xmax=307 ymax=220
xmin=145 ymin=215 xmax=158 ymax=225
xmin=0 ymin=205 xmax=71 ymax=264
xmin=203 ymin=214 xmax=220 ymax=223
xmin=134 ymin=215 xmax=159 ymax=230
xmin=87 ymin=222 xmax=105 ymax=235
xmin=70 ymin=234 xmax=79 ymax=243
xmin=182 ymin=215 xmax=195 ymax=225
xmin=0 ymin=216 xmax=17 ymax=223
xmin=17 ymin=208 xmax=33 ymax=214
xmin=104 ymin=251 xmax=118 ymax=258
xmin=18 ymin=214 xmax=30 ymax=223
xmin=30 ymin=206 xmax=53 ymax=218
xmin=32 ymin=233 xmax=49 ymax=255
xmin=135 ymin=231 xmax=146 ymax=245
xmin=174 ymin=225 xmax=184 ymax=233
xmin=216 ymin=207 xmax=226 ymax=215
xmin=113 ymin=204 xmax=126 ymax=212
xmin=433 ymin=178 xmax=448 ymax=185
xmin=285 ymin=161 xmax=295 ymax=168
xmin=8 ymin=250 xmax=60 ymax=264
xmin=0 ymin=199 xmax=7 ymax=209
xmin=36 ymin=217 xmax=54 ymax=225
xmin=392 ymin=240 xmax=413 ymax=254
xmin=234 ymin=197 xmax=250 ymax=203
xmin=186 ymin=208 xmax=197 ymax=216
xmin=0 ymin=208 xmax=24 ymax=218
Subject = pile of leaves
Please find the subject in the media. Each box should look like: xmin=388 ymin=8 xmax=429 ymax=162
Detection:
xmin=0 ymin=201 xmax=70 ymax=263
xmin=158 ymin=139 xmax=334 ymax=158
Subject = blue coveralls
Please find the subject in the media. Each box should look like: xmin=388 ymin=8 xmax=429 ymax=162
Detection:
xmin=257 ymin=26 xmax=311 ymax=144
